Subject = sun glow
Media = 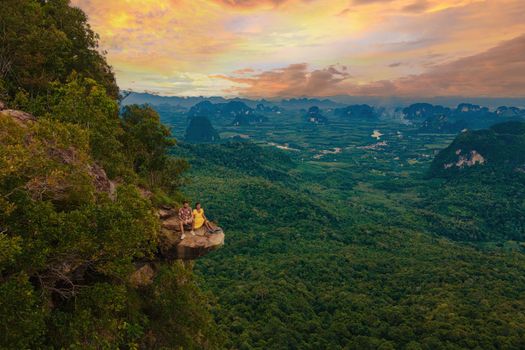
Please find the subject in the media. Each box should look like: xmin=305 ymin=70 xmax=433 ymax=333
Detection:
xmin=72 ymin=0 xmax=525 ymax=97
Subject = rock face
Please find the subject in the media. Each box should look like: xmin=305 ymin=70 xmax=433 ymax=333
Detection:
xmin=129 ymin=263 xmax=156 ymax=288
xmin=89 ymin=163 xmax=115 ymax=195
xmin=177 ymin=231 xmax=225 ymax=260
xmin=444 ymin=149 xmax=486 ymax=169
xmin=0 ymin=108 xmax=36 ymax=126
xmin=159 ymin=207 xmax=225 ymax=260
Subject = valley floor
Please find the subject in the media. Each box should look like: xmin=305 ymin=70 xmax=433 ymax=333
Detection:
xmin=170 ymin=113 xmax=525 ymax=349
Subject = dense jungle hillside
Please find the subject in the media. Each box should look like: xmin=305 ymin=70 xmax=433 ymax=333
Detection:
xmin=175 ymin=138 xmax=525 ymax=349
xmin=0 ymin=1 xmax=221 ymax=348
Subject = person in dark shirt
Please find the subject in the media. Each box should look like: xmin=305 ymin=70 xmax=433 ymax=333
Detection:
xmin=178 ymin=201 xmax=194 ymax=239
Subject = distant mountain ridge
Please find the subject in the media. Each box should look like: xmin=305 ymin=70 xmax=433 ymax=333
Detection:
xmin=189 ymin=100 xmax=256 ymax=119
xmin=402 ymin=103 xmax=525 ymax=132
xmin=334 ymin=104 xmax=377 ymax=118
xmin=123 ymin=92 xmax=525 ymax=110
xmin=187 ymin=100 xmax=269 ymax=127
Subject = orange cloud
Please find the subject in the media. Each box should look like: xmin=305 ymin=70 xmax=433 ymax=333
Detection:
xmin=214 ymin=35 xmax=525 ymax=97
xmin=211 ymin=0 xmax=291 ymax=7
xmin=389 ymin=35 xmax=525 ymax=97
xmin=212 ymin=63 xmax=351 ymax=97
xmin=232 ymin=68 xmax=257 ymax=74
xmin=72 ymin=0 xmax=525 ymax=96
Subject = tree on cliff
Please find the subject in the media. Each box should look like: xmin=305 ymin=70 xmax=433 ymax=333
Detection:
xmin=0 ymin=0 xmax=118 ymax=100
xmin=0 ymin=1 xmax=221 ymax=348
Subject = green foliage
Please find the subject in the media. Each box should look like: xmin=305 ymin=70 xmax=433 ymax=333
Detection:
xmin=179 ymin=141 xmax=525 ymax=349
xmin=141 ymin=263 xmax=224 ymax=349
xmin=45 ymin=75 xmax=128 ymax=178
xmin=177 ymin=142 xmax=294 ymax=182
xmin=418 ymin=170 xmax=525 ymax=241
xmin=4 ymin=1 xmax=525 ymax=348
xmin=0 ymin=111 xmax=158 ymax=283
xmin=0 ymin=234 xmax=21 ymax=274
xmin=0 ymin=274 xmax=46 ymax=349
xmin=122 ymin=104 xmax=189 ymax=194
xmin=49 ymin=283 xmax=143 ymax=350
xmin=0 ymin=0 xmax=118 ymax=100
xmin=0 ymin=103 xmax=213 ymax=347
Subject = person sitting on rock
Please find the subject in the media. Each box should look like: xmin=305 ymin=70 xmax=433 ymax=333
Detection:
xmin=193 ymin=202 xmax=217 ymax=233
xmin=178 ymin=201 xmax=194 ymax=239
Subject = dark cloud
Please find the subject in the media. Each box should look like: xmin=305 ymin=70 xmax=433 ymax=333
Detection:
xmin=336 ymin=8 xmax=352 ymax=16
xmin=402 ymin=0 xmax=430 ymax=13
xmin=388 ymin=62 xmax=403 ymax=67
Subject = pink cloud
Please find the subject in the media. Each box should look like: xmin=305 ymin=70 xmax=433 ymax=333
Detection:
xmin=214 ymin=35 xmax=525 ymax=97
xmin=212 ymin=63 xmax=351 ymax=97
xmin=390 ymin=34 xmax=525 ymax=97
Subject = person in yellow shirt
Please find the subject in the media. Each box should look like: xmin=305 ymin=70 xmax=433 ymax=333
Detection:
xmin=192 ymin=202 xmax=216 ymax=232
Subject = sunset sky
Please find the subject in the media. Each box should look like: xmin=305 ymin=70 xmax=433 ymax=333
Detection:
xmin=72 ymin=0 xmax=525 ymax=98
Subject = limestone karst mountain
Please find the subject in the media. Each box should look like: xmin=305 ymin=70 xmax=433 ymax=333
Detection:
xmin=334 ymin=104 xmax=376 ymax=119
xmin=306 ymin=106 xmax=328 ymax=124
xmin=231 ymin=113 xmax=268 ymax=126
xmin=188 ymin=100 xmax=254 ymax=120
xmin=403 ymin=103 xmax=525 ymax=132
xmin=429 ymin=121 xmax=525 ymax=177
xmin=185 ymin=116 xmax=220 ymax=143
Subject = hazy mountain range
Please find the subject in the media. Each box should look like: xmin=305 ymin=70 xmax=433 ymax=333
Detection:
xmin=123 ymin=92 xmax=525 ymax=110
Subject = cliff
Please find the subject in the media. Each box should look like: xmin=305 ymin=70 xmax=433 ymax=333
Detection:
xmin=158 ymin=207 xmax=225 ymax=261
xmin=0 ymin=103 xmax=224 ymax=289
xmin=130 ymin=210 xmax=225 ymax=287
